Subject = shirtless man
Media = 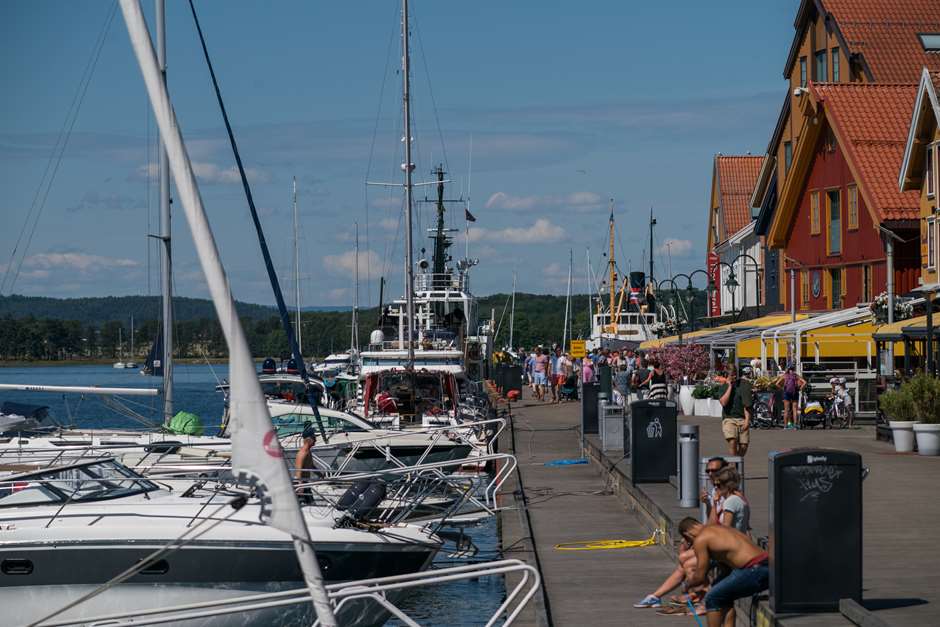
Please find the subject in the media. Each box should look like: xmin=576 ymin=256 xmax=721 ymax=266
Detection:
xmin=679 ymin=517 xmax=769 ymax=627
xmin=293 ymin=425 xmax=318 ymax=486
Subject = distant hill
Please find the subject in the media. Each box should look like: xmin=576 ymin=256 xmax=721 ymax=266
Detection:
xmin=0 ymin=294 xmax=277 ymax=325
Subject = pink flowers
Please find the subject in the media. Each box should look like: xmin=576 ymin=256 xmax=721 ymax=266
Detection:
xmin=646 ymin=343 xmax=709 ymax=382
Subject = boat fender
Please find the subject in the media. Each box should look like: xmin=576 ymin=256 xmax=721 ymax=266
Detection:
xmin=336 ymin=479 xmax=374 ymax=511
xmin=346 ymin=481 xmax=388 ymax=521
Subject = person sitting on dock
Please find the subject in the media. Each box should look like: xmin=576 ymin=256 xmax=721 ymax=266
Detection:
xmin=633 ymin=536 xmax=705 ymax=615
xmin=679 ymin=517 xmax=768 ymax=627
xmin=716 ymin=367 xmax=752 ymax=457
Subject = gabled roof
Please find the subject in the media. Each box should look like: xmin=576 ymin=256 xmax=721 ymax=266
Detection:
xmin=899 ymin=68 xmax=940 ymax=191
xmin=784 ymin=0 xmax=940 ymax=83
xmin=714 ymin=155 xmax=763 ymax=238
xmin=814 ymin=83 xmax=920 ymax=222
xmin=768 ymin=83 xmax=919 ymax=247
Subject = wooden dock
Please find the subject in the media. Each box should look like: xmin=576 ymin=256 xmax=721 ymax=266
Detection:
xmin=497 ymin=392 xmax=940 ymax=626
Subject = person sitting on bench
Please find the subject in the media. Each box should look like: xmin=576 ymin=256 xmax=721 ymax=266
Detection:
xmin=679 ymin=517 xmax=768 ymax=627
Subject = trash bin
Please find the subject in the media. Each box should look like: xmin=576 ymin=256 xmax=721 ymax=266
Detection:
xmin=598 ymin=364 xmax=612 ymax=398
xmin=628 ymin=399 xmax=677 ymax=484
xmin=600 ymin=401 xmax=625 ymax=451
xmin=503 ymin=365 xmax=522 ymax=397
xmin=678 ymin=425 xmax=699 ymax=508
xmin=581 ymin=382 xmax=599 ymax=435
xmin=769 ymin=448 xmax=862 ymax=613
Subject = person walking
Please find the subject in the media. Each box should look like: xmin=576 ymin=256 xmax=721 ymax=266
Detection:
xmin=533 ymin=347 xmax=550 ymax=401
xmin=582 ymin=355 xmax=595 ymax=384
xmin=774 ymin=366 xmax=805 ymax=430
xmin=717 ymin=366 xmax=752 ymax=457
xmin=550 ymin=346 xmax=563 ymax=403
xmin=644 ymin=359 xmax=668 ymax=400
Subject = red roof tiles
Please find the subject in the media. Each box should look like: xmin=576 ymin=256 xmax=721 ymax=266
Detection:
xmin=716 ymin=155 xmax=763 ymax=237
xmin=823 ymin=0 xmax=940 ymax=82
xmin=812 ymin=83 xmax=920 ymax=222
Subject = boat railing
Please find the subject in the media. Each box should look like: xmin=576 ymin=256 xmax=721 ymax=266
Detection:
xmin=37 ymin=558 xmax=540 ymax=627
xmin=414 ymin=272 xmax=469 ymax=292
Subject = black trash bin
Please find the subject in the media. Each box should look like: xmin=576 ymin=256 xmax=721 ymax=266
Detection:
xmin=769 ymin=448 xmax=862 ymax=613
xmin=504 ymin=365 xmax=523 ymax=397
xmin=628 ymin=399 xmax=677 ymax=484
xmin=581 ymin=382 xmax=599 ymax=435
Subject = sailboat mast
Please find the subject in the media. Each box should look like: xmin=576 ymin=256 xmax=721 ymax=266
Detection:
xmin=649 ymin=207 xmax=656 ymax=286
xmin=509 ymin=271 xmax=516 ymax=349
xmin=402 ymin=0 xmax=416 ymax=368
xmin=156 ymin=0 xmax=172 ymax=423
xmin=293 ymin=176 xmax=302 ymax=355
xmin=353 ymin=222 xmax=360 ymax=355
xmin=130 ymin=314 xmax=134 ymax=357
xmin=608 ymin=200 xmax=616 ymax=331
xmin=563 ymin=249 xmax=572 ymax=349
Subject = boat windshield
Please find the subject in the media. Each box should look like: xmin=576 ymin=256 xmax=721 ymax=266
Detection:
xmin=0 ymin=460 xmax=158 ymax=508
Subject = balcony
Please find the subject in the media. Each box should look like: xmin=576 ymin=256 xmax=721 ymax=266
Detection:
xmin=414 ymin=272 xmax=468 ymax=292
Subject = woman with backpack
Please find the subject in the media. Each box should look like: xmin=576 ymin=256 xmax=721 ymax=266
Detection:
xmin=774 ymin=366 xmax=805 ymax=430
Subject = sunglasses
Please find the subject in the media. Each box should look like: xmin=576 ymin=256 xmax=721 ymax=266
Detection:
xmin=706 ymin=467 xmax=722 ymax=474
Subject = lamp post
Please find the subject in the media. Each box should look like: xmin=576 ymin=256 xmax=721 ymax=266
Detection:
xmin=661 ymin=277 xmax=683 ymax=343
xmin=730 ymin=252 xmax=762 ymax=321
xmin=715 ymin=261 xmax=739 ymax=320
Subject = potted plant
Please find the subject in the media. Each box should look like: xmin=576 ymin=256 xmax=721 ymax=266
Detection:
xmin=649 ymin=344 xmax=709 ymax=415
xmin=879 ymin=384 xmax=918 ymax=453
xmin=691 ymin=383 xmax=712 ymax=416
xmin=907 ymin=374 xmax=940 ymax=456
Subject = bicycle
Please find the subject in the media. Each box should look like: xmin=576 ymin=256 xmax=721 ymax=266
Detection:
xmin=824 ymin=393 xmax=854 ymax=429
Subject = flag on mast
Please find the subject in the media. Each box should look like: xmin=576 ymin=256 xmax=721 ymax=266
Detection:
xmin=465 ymin=207 xmax=477 ymax=222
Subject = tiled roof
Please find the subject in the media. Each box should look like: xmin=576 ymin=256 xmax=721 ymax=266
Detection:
xmin=716 ymin=155 xmax=763 ymax=236
xmin=823 ymin=0 xmax=940 ymax=82
xmin=812 ymin=83 xmax=919 ymax=222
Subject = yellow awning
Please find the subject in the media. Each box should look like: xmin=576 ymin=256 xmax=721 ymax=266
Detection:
xmin=800 ymin=321 xmax=880 ymax=359
xmin=640 ymin=314 xmax=805 ymax=351
xmin=873 ymin=315 xmax=928 ymax=340
xmin=639 ymin=326 xmax=726 ymax=350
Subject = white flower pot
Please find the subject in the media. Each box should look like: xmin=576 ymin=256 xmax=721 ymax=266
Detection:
xmin=709 ymin=398 xmax=725 ymax=418
xmin=679 ymin=385 xmax=695 ymax=415
xmin=913 ymin=423 xmax=940 ymax=456
xmin=889 ymin=421 xmax=919 ymax=453
xmin=693 ymin=398 xmax=709 ymax=416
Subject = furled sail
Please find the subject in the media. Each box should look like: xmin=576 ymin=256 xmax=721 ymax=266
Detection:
xmin=142 ymin=326 xmax=163 ymax=376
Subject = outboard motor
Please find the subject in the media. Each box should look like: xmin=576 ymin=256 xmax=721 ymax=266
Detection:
xmin=286 ymin=358 xmax=299 ymax=375
xmin=261 ymin=357 xmax=277 ymax=374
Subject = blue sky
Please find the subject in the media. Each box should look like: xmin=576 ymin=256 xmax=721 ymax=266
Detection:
xmin=1 ymin=0 xmax=795 ymax=306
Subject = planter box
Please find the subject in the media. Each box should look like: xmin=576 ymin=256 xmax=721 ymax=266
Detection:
xmin=913 ymin=423 xmax=940 ymax=456
xmin=693 ymin=398 xmax=709 ymax=416
xmin=708 ymin=398 xmax=725 ymax=418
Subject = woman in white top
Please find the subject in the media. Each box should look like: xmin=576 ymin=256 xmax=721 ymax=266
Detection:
xmin=714 ymin=466 xmax=749 ymax=534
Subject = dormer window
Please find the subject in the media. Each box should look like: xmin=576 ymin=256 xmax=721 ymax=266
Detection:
xmin=918 ymin=33 xmax=940 ymax=52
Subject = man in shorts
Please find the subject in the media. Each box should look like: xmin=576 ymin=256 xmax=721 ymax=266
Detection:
xmin=716 ymin=366 xmax=751 ymax=457
xmin=532 ymin=347 xmax=550 ymax=401
xmin=679 ymin=517 xmax=768 ymax=627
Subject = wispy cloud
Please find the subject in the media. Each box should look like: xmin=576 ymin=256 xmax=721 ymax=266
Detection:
xmin=66 ymin=191 xmax=144 ymax=213
xmin=484 ymin=191 xmax=604 ymax=213
xmin=656 ymin=238 xmax=694 ymax=257
xmin=322 ymin=249 xmax=382 ymax=275
xmin=134 ymin=161 xmax=271 ymax=185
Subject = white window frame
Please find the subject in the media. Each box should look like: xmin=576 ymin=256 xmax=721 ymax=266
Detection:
xmin=927 ymin=142 xmax=936 ymax=199
xmin=928 ymin=216 xmax=937 ymax=272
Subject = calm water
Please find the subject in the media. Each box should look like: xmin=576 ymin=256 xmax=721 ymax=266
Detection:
xmin=0 ymin=363 xmax=507 ymax=626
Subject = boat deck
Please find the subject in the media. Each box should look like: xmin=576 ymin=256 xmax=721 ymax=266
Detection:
xmin=498 ymin=393 xmax=940 ymax=626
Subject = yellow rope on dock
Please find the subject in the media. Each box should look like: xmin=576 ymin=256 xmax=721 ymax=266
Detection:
xmin=554 ymin=529 xmax=663 ymax=551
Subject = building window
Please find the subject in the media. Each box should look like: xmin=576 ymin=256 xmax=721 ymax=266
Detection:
xmin=919 ymin=34 xmax=940 ymax=52
xmin=830 ymin=268 xmax=842 ymax=309
xmin=847 ymin=184 xmax=859 ymax=230
xmin=810 ymin=191 xmax=821 ymax=235
xmin=827 ymin=189 xmax=841 ymax=255
xmin=801 ymin=270 xmax=810 ymax=306
xmin=862 ymin=265 xmax=872 ymax=303
xmin=929 ymin=217 xmax=937 ymax=271
xmin=832 ymin=48 xmax=840 ymax=82
xmin=928 ymin=144 xmax=935 ymax=198
xmin=815 ymin=50 xmax=828 ymax=82
xmin=800 ymin=57 xmax=807 ymax=87
xmin=784 ymin=142 xmax=793 ymax=173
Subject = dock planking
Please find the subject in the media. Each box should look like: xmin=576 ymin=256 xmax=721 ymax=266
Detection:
xmin=497 ymin=396 xmax=682 ymax=627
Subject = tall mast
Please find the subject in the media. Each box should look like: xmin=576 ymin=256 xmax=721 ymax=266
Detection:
xmin=402 ymin=0 xmax=416 ymax=369
xmin=156 ymin=0 xmax=172 ymax=423
xmin=353 ymin=222 xmax=360 ymax=355
xmin=648 ymin=207 xmax=656 ymax=286
xmin=563 ymin=249 xmax=572 ymax=349
xmin=509 ymin=271 xmax=516 ymax=349
xmin=608 ymin=200 xmax=616 ymax=331
xmin=292 ymin=176 xmax=302 ymax=355
xmin=585 ymin=248 xmax=593 ymax=335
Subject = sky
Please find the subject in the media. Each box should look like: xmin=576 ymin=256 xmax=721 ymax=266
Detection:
xmin=0 ymin=0 xmax=797 ymax=307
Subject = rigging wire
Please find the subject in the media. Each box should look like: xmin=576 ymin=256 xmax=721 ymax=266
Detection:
xmin=410 ymin=1 xmax=449 ymax=172
xmin=1 ymin=2 xmax=117 ymax=295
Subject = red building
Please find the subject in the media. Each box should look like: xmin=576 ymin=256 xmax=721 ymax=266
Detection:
xmin=767 ymin=83 xmax=920 ymax=311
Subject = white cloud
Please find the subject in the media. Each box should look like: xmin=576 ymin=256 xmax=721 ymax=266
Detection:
xmin=484 ymin=190 xmax=604 ymax=213
xmin=656 ymin=238 xmax=694 ymax=257
xmin=135 ymin=161 xmax=270 ymax=185
xmin=377 ymin=217 xmax=399 ymax=231
xmin=23 ymin=252 xmax=139 ymax=273
xmin=491 ymin=218 xmax=565 ymax=244
xmin=322 ymin=249 xmax=382 ymax=275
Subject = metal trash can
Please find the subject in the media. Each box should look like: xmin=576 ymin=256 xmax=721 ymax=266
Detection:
xmin=600 ymin=402 xmax=625 ymax=451
xmin=581 ymin=383 xmax=599 ymax=435
xmin=769 ymin=448 xmax=862 ymax=613
xmin=698 ymin=456 xmax=745 ymax=522
xmin=628 ymin=399 xmax=677 ymax=484
xmin=598 ymin=364 xmax=612 ymax=398
xmin=678 ymin=425 xmax=699 ymax=508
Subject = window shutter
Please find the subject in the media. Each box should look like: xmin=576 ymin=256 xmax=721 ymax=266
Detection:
xmin=841 ymin=267 xmax=847 ymax=297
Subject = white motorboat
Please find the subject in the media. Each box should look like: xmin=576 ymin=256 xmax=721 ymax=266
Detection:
xmin=0 ymin=459 xmax=441 ymax=626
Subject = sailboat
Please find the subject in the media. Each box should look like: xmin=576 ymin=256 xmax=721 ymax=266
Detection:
xmin=112 ymin=325 xmax=125 ymax=368
xmin=124 ymin=315 xmax=138 ymax=369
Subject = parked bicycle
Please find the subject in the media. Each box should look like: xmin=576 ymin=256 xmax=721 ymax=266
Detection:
xmin=751 ymin=390 xmax=780 ymax=429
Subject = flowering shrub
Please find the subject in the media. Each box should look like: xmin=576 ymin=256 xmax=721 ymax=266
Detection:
xmin=646 ymin=343 xmax=709 ymax=382
xmin=870 ymin=292 xmax=915 ymax=324
xmin=650 ymin=318 xmax=680 ymax=338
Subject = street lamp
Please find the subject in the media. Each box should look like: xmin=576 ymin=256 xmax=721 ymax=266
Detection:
xmin=730 ymin=252 xmax=762 ymax=320
xmin=660 ymin=277 xmax=683 ymax=343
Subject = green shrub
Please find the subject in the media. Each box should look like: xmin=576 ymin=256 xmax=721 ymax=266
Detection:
xmin=906 ymin=373 xmax=940 ymax=424
xmin=880 ymin=387 xmax=915 ymax=422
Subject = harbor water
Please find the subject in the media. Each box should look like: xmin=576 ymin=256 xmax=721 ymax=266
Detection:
xmin=0 ymin=364 xmax=507 ymax=626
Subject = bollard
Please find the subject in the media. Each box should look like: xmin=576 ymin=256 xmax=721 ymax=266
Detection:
xmin=678 ymin=425 xmax=699 ymax=508
xmin=597 ymin=391 xmax=608 ymax=425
